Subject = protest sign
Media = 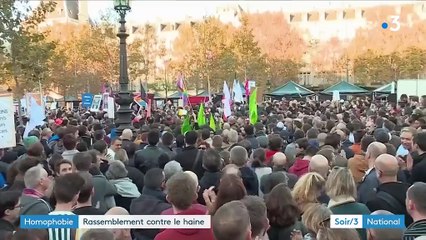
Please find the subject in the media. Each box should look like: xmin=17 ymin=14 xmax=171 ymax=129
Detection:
xmin=0 ymin=94 xmax=16 ymax=148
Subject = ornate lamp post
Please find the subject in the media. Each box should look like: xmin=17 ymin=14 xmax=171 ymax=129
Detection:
xmin=113 ymin=0 xmax=132 ymax=137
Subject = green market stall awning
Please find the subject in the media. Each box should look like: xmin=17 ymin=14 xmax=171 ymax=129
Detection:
xmin=373 ymin=82 xmax=395 ymax=94
xmin=321 ymin=81 xmax=369 ymax=95
xmin=168 ymin=92 xmax=182 ymax=99
xmin=196 ymin=90 xmax=210 ymax=97
xmin=267 ymin=81 xmax=314 ymax=96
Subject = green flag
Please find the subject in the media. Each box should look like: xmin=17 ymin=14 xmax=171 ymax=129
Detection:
xmin=197 ymin=103 xmax=206 ymax=126
xmin=209 ymin=114 xmax=216 ymax=132
xmin=249 ymin=88 xmax=258 ymax=125
xmin=181 ymin=116 xmax=192 ymax=135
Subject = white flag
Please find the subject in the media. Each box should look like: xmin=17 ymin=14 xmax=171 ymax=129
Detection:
xmin=233 ymin=80 xmax=244 ymax=103
xmin=24 ymin=97 xmax=45 ymax=137
xmin=223 ymin=81 xmax=232 ymax=117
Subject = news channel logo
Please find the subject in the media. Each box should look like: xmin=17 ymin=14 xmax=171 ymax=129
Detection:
xmin=381 ymin=16 xmax=400 ymax=32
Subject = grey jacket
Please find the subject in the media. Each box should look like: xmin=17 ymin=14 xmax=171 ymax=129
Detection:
xmin=92 ymin=174 xmax=117 ymax=213
xmin=20 ymin=195 xmax=51 ymax=215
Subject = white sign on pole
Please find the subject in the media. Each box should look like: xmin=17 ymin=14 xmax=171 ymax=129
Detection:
xmin=0 ymin=94 xmax=17 ymax=148
xmin=107 ymin=97 xmax=115 ymax=119
xmin=332 ymin=90 xmax=340 ymax=101
xmin=90 ymin=95 xmax=102 ymax=112
xmin=249 ymin=81 xmax=256 ymax=88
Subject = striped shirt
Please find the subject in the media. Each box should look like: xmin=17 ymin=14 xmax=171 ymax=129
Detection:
xmin=403 ymin=219 xmax=426 ymax=240
xmin=48 ymin=211 xmax=74 ymax=240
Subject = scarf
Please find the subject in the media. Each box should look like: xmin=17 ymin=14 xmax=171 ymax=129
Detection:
xmin=22 ymin=188 xmax=44 ymax=199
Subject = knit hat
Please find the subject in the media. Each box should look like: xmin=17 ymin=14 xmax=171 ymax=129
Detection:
xmin=106 ymin=161 xmax=128 ymax=180
xmin=23 ymin=136 xmax=39 ymax=149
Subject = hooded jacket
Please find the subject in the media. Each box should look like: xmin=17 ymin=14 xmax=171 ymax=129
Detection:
xmin=288 ymin=158 xmax=310 ymax=178
xmin=154 ymin=208 xmax=214 ymax=240
xmin=109 ymin=178 xmax=141 ymax=198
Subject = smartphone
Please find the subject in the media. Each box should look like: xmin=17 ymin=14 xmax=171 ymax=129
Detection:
xmin=398 ymin=155 xmax=407 ymax=162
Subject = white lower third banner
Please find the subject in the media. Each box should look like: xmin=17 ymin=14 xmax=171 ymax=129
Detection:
xmin=20 ymin=215 xmax=211 ymax=229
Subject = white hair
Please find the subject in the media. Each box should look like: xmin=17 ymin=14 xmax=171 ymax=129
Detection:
xmin=184 ymin=171 xmax=199 ymax=188
xmin=164 ymin=161 xmax=183 ymax=180
xmin=24 ymin=165 xmax=47 ymax=189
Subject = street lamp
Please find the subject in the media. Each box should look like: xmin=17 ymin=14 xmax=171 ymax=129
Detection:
xmin=113 ymin=0 xmax=132 ymax=137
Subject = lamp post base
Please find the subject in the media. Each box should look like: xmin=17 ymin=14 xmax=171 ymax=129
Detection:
xmin=114 ymin=90 xmax=133 ymax=137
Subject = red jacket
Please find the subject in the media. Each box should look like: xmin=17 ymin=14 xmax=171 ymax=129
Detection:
xmin=265 ymin=149 xmax=279 ymax=165
xmin=161 ymin=203 xmax=207 ymax=215
xmin=289 ymin=158 xmax=310 ymax=178
xmin=154 ymin=208 xmax=214 ymax=240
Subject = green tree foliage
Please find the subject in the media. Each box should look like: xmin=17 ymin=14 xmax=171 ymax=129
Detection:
xmin=0 ymin=0 xmax=57 ymax=96
xmin=353 ymin=47 xmax=426 ymax=84
xmin=128 ymin=24 xmax=164 ymax=90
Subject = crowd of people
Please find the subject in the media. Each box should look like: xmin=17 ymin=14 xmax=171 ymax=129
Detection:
xmin=0 ymin=94 xmax=426 ymax=240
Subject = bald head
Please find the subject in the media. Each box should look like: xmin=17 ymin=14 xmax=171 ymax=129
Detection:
xmin=366 ymin=142 xmax=387 ymax=160
xmin=105 ymin=207 xmax=129 ymax=215
xmin=368 ymin=210 xmax=403 ymax=240
xmin=222 ymin=164 xmax=241 ymax=177
xmin=212 ymin=201 xmax=251 ymax=240
xmin=375 ymin=154 xmax=399 ymax=179
xmin=309 ymin=155 xmax=330 ymax=179
xmin=272 ymin=152 xmax=287 ymax=167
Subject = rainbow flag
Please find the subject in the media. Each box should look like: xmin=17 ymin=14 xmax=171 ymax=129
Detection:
xmin=176 ymin=73 xmax=188 ymax=105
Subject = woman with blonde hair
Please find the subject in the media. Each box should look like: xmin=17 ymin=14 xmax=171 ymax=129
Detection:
xmin=290 ymin=203 xmax=331 ymax=240
xmin=326 ymin=167 xmax=370 ymax=240
xmin=292 ymin=173 xmax=326 ymax=214
xmin=317 ymin=228 xmax=360 ymax=240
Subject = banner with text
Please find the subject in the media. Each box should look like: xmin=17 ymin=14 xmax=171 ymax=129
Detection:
xmin=0 ymin=94 xmax=16 ymax=148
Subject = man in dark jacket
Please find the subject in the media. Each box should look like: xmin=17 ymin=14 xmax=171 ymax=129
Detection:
xmin=175 ymin=131 xmax=204 ymax=179
xmin=157 ymin=132 xmax=176 ymax=162
xmin=134 ymin=130 xmax=170 ymax=174
xmin=130 ymin=168 xmax=170 ymax=240
xmin=366 ymin=154 xmax=412 ymax=227
xmin=230 ymin=146 xmax=258 ymax=196
xmin=244 ymin=125 xmax=259 ymax=150
xmin=404 ymin=132 xmax=426 ymax=183
xmin=358 ymin=142 xmax=387 ymax=204
xmin=122 ymin=141 xmax=144 ymax=192
xmin=198 ymin=149 xmax=222 ymax=204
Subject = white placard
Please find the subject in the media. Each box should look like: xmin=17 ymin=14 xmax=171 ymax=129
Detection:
xmin=107 ymin=97 xmax=115 ymax=119
xmin=332 ymin=90 xmax=340 ymax=101
xmin=0 ymin=94 xmax=16 ymax=148
xmin=249 ymin=81 xmax=256 ymax=88
xmin=90 ymin=95 xmax=102 ymax=112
